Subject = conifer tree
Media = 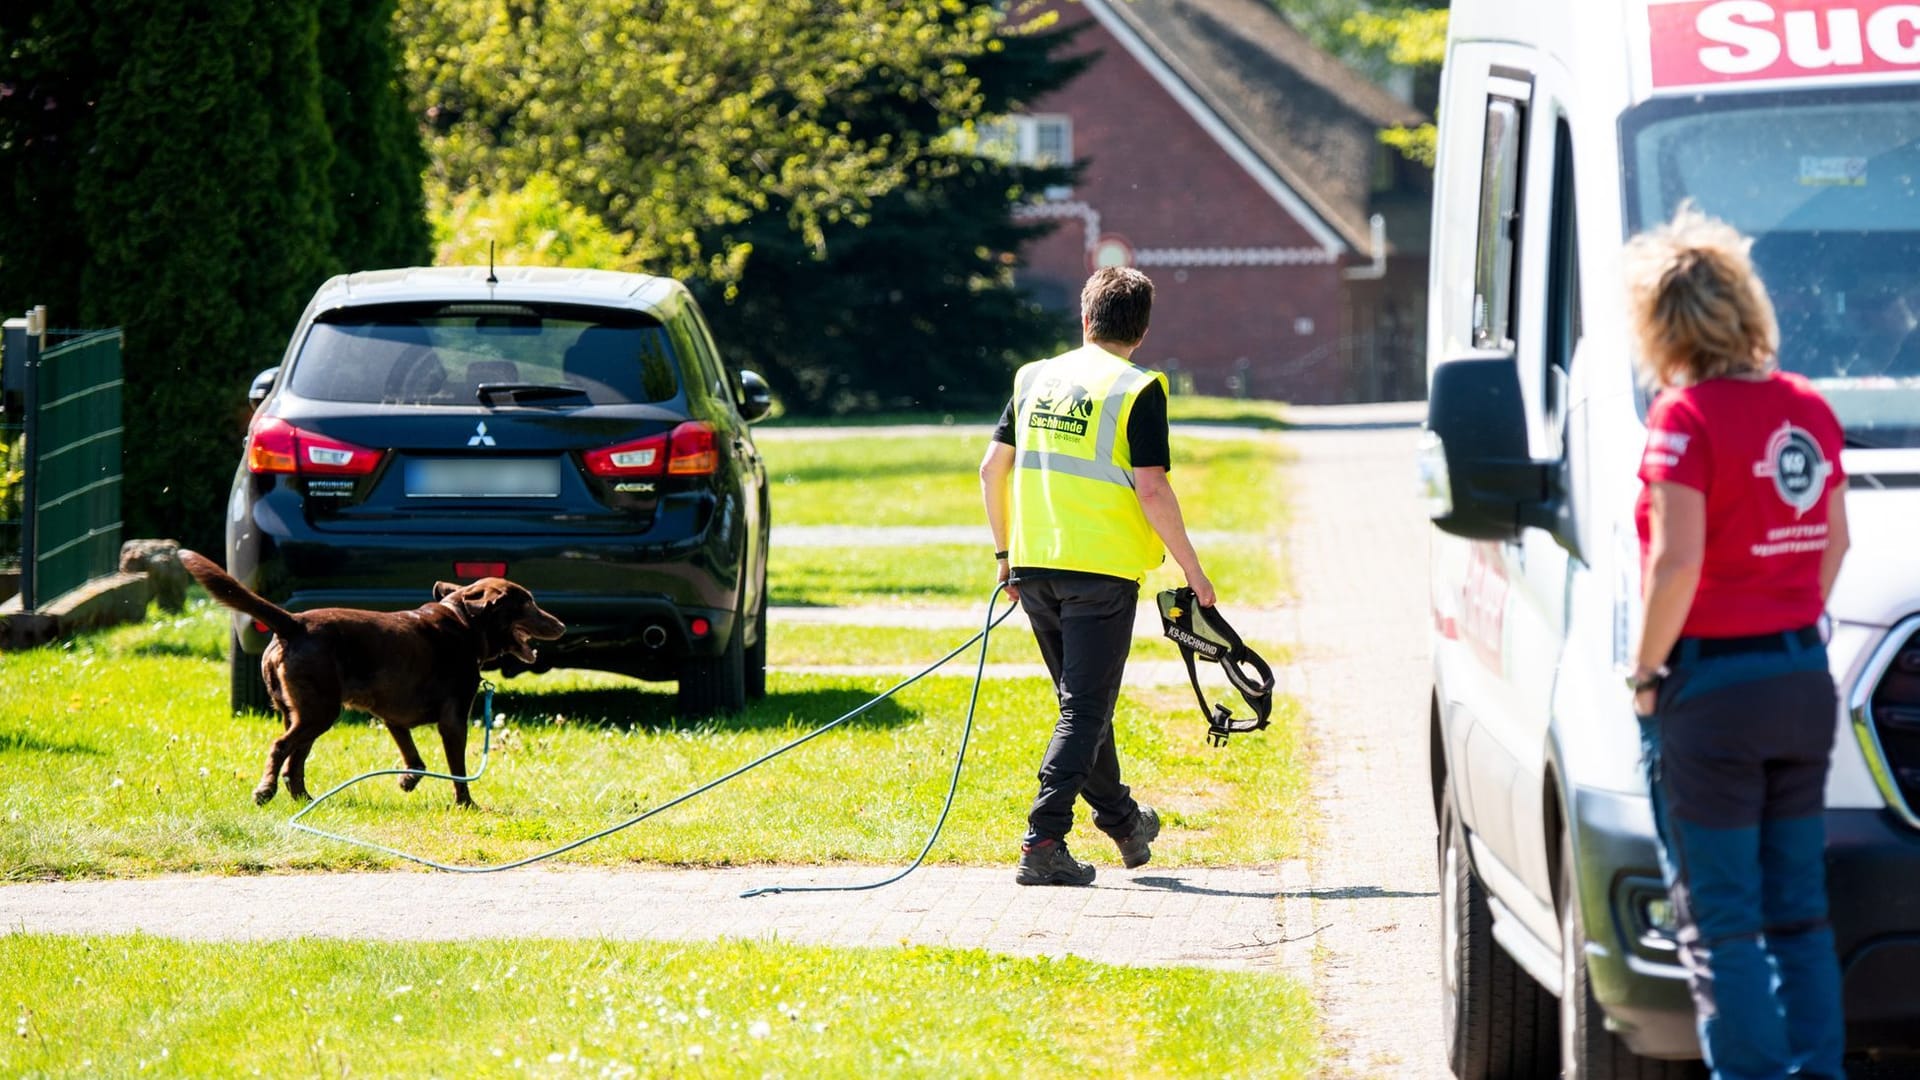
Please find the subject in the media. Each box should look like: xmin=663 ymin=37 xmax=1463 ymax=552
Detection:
xmin=320 ymin=0 xmax=431 ymax=269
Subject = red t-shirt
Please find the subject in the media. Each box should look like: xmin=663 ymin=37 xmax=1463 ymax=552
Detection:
xmin=1635 ymin=372 xmax=1846 ymax=639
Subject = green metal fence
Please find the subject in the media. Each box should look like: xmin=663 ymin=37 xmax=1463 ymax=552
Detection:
xmin=8 ymin=328 xmax=125 ymax=610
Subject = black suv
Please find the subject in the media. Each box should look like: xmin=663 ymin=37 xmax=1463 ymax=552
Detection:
xmin=225 ymin=267 xmax=771 ymax=717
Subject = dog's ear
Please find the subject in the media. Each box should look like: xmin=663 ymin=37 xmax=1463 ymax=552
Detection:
xmin=432 ymin=581 xmax=461 ymax=601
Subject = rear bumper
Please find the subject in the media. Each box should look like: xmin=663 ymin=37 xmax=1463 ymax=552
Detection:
xmin=1571 ymin=789 xmax=1920 ymax=1057
xmin=227 ymin=480 xmax=744 ymax=674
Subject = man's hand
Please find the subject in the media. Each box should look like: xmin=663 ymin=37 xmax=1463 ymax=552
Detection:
xmin=997 ymin=558 xmax=1020 ymax=602
xmin=1187 ymin=567 xmax=1216 ymax=608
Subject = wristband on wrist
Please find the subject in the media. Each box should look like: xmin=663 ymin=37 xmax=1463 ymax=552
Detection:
xmin=994 ymin=550 xmax=1009 ymax=561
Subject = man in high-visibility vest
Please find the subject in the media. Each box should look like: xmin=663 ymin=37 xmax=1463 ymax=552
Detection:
xmin=979 ymin=267 xmax=1216 ymax=886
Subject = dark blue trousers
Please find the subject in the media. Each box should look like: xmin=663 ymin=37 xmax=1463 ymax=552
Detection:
xmin=1641 ymin=636 xmax=1845 ymax=1080
xmin=1016 ymin=573 xmax=1143 ymax=847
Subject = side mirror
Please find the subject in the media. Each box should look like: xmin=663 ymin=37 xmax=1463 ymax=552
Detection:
xmin=248 ymin=366 xmax=280 ymax=410
xmin=1418 ymin=354 xmax=1556 ymax=541
xmin=737 ymin=369 xmax=774 ymax=423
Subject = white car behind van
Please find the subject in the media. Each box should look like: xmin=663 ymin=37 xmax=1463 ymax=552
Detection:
xmin=1422 ymin=1 xmax=1920 ymax=1074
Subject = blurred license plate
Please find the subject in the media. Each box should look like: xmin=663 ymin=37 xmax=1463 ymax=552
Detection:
xmin=405 ymin=458 xmax=561 ymax=498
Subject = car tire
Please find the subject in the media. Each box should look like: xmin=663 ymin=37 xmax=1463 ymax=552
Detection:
xmin=744 ymin=591 xmax=767 ymax=702
xmin=1559 ymin=831 xmax=1705 ymax=1079
xmin=229 ymin=627 xmax=273 ymax=716
xmin=1441 ymin=776 xmax=1557 ymax=1078
xmin=677 ymin=610 xmax=746 ymax=718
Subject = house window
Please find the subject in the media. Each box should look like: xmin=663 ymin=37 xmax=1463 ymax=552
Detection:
xmin=968 ymin=114 xmax=1074 ymax=199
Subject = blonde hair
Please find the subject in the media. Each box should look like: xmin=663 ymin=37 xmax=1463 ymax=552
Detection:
xmin=1623 ymin=203 xmax=1778 ymax=388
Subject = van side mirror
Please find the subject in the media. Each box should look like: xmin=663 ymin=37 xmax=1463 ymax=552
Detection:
xmin=737 ymin=369 xmax=773 ymax=423
xmin=1419 ymin=354 xmax=1557 ymax=541
xmin=248 ymin=366 xmax=280 ymax=410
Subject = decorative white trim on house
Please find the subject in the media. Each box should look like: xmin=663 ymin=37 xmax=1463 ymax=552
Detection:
xmin=1135 ymin=246 xmax=1339 ymax=268
xmin=1014 ymin=200 xmax=1101 ymax=250
xmin=1013 ymin=200 xmax=1333 ymax=270
xmin=1078 ymin=0 xmax=1348 ymax=257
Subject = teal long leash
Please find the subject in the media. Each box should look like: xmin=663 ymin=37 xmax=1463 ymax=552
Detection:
xmin=288 ymin=584 xmax=1017 ymax=897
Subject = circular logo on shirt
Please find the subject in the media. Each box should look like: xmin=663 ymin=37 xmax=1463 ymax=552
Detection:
xmin=1751 ymin=422 xmax=1832 ymax=517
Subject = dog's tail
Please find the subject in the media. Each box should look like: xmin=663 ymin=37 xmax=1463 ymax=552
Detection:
xmin=178 ymin=550 xmax=302 ymax=639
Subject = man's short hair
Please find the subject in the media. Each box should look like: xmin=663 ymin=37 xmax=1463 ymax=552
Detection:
xmin=1082 ymin=268 xmax=1153 ymax=346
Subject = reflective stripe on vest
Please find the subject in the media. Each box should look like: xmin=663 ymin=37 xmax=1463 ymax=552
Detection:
xmin=1009 ymin=345 xmax=1167 ymax=580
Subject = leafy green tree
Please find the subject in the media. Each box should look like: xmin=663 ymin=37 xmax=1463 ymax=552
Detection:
xmin=690 ymin=14 xmax=1087 ymax=413
xmin=319 ymin=0 xmax=432 ymax=269
xmin=432 ymin=172 xmax=636 ymax=270
xmin=74 ymin=0 xmax=338 ymax=545
xmin=3 ymin=0 xmax=431 ymax=550
xmin=403 ymin=0 xmax=1084 ymax=414
xmin=0 ymin=1 xmax=102 ymax=325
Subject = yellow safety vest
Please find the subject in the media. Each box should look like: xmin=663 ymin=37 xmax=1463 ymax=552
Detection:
xmin=1010 ymin=344 xmax=1168 ymax=581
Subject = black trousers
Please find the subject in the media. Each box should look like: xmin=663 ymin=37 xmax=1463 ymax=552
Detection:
xmin=1016 ymin=572 xmax=1143 ymax=846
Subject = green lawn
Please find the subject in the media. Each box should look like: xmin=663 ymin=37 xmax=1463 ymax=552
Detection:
xmin=0 ymin=599 xmax=1308 ymax=879
xmin=0 ymin=935 xmax=1319 ymax=1078
xmin=769 ymin=620 xmax=1291 ymax=670
xmin=758 ymin=428 xmax=1289 ymax=534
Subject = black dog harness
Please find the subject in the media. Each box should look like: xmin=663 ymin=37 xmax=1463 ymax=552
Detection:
xmin=1157 ymin=587 xmax=1275 ymax=746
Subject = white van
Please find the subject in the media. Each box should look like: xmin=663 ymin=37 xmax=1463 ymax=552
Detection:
xmin=1422 ymin=1 xmax=1920 ymax=1074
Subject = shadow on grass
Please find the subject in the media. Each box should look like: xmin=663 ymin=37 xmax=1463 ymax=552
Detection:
xmin=0 ymin=728 xmax=106 ymax=757
xmin=1172 ymin=414 xmax=1290 ymax=431
xmin=495 ymin=685 xmax=918 ymax=733
xmin=128 ymin=640 xmax=222 ymax=660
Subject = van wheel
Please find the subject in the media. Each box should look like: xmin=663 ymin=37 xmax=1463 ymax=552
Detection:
xmin=1441 ymin=776 xmax=1557 ymax=1078
xmin=1559 ymin=831 xmax=1705 ymax=1078
xmin=229 ymin=628 xmax=272 ymax=716
xmin=677 ymin=612 xmax=746 ymax=718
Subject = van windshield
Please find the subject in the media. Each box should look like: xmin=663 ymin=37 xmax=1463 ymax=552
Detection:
xmin=1623 ymin=86 xmax=1920 ymax=447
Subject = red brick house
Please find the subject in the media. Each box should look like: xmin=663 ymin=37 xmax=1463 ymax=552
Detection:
xmin=1008 ymin=0 xmax=1432 ymax=403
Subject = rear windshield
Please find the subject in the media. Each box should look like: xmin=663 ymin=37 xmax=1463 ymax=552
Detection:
xmin=288 ymin=303 xmax=680 ymax=406
xmin=1623 ymin=86 xmax=1920 ymax=446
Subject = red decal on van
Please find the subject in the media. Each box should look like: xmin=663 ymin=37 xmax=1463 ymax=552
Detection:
xmin=1649 ymin=0 xmax=1920 ymax=88
xmin=1460 ymin=542 xmax=1509 ymax=673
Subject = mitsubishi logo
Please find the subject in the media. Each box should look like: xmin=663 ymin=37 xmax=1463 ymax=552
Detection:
xmin=468 ymin=421 xmax=496 ymax=447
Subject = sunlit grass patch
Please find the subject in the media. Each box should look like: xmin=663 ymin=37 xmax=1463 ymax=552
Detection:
xmin=759 ymin=429 xmax=1288 ymax=534
xmin=769 ymin=621 xmax=1292 ymax=671
xmin=770 ymin=539 xmax=1285 ymax=608
xmin=0 ymin=935 xmax=1319 ymax=1078
xmin=2 ymin=612 xmax=1309 ymax=878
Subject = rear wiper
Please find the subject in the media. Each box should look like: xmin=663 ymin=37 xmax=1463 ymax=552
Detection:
xmin=476 ymin=383 xmax=591 ymax=406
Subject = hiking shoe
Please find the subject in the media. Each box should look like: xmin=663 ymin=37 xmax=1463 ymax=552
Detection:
xmin=1114 ymin=806 xmax=1161 ymax=869
xmin=1015 ymin=839 xmax=1096 ymax=886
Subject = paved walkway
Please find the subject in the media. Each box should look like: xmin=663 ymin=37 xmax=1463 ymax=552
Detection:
xmin=0 ymin=403 xmax=1441 ymax=1070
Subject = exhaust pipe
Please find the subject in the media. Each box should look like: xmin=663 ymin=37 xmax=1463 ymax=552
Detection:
xmin=641 ymin=625 xmax=668 ymax=649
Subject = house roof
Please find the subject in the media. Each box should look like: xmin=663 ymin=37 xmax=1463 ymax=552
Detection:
xmin=1083 ymin=0 xmax=1428 ymax=255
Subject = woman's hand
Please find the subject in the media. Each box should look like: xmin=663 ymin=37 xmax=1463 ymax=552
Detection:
xmin=1635 ymin=686 xmax=1659 ymax=718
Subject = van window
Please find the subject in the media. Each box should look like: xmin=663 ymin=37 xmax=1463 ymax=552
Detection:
xmin=1473 ymin=96 xmax=1528 ymax=350
xmin=1623 ymin=86 xmax=1920 ymax=447
xmin=1547 ymin=118 xmax=1582 ymax=375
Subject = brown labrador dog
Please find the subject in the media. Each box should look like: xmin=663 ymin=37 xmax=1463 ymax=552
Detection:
xmin=179 ymin=551 xmax=565 ymax=807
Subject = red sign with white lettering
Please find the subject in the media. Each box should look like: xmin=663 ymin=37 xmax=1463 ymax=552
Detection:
xmin=1649 ymin=0 xmax=1920 ymax=88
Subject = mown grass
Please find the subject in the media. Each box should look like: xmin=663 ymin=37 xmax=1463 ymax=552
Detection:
xmin=770 ymin=541 xmax=1286 ymax=608
xmin=0 ymin=600 xmax=1308 ymax=879
xmin=768 ymin=620 xmax=1292 ymax=670
xmin=0 ymin=935 xmax=1318 ymax=1078
xmin=757 ymin=428 xmax=1289 ymax=535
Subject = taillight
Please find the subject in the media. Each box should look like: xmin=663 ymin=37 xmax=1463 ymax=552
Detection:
xmin=246 ymin=416 xmax=383 ymax=476
xmin=584 ymin=422 xmax=717 ymax=478
xmin=665 ymin=421 xmax=717 ymax=476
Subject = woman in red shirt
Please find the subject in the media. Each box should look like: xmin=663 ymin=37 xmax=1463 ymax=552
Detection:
xmin=1629 ymin=205 xmax=1852 ymax=1079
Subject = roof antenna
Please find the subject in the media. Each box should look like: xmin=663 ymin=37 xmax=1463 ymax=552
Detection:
xmin=486 ymin=240 xmax=498 ymax=285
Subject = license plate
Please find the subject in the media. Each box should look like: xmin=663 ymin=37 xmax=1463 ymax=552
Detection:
xmin=404 ymin=458 xmax=562 ymax=498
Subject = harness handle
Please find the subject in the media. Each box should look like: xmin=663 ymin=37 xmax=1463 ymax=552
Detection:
xmin=1157 ymin=587 xmax=1274 ymax=746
